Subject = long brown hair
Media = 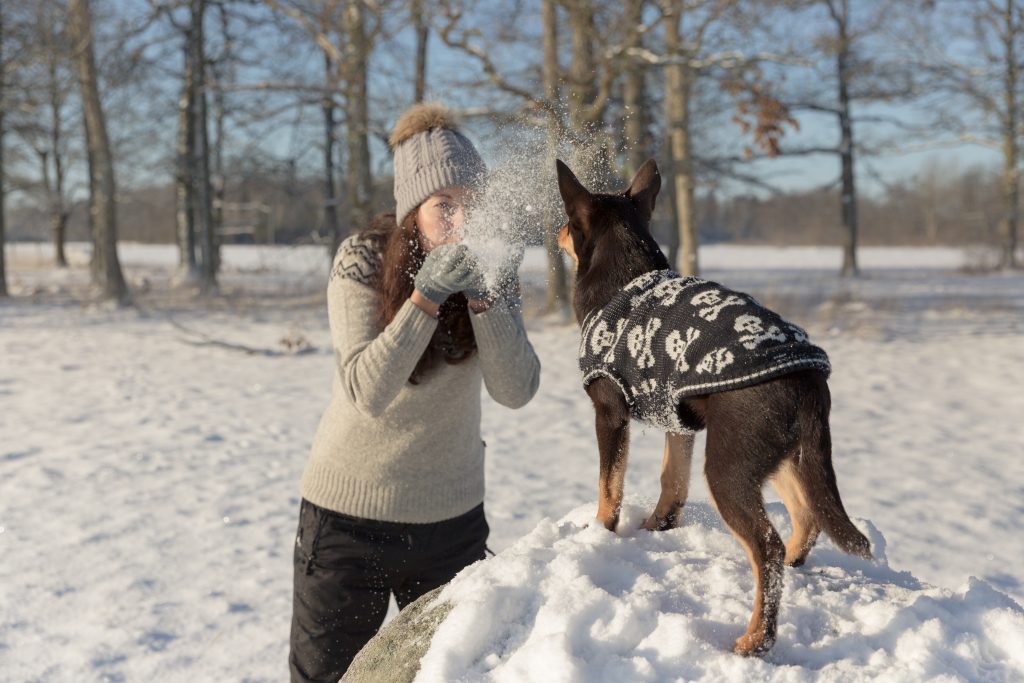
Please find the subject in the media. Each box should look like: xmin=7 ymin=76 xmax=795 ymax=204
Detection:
xmin=361 ymin=211 xmax=477 ymax=384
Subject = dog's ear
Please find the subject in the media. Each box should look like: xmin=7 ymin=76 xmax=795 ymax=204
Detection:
xmin=625 ymin=158 xmax=661 ymax=223
xmin=556 ymin=159 xmax=592 ymax=224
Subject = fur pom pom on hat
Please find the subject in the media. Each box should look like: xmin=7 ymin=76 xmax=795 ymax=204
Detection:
xmin=390 ymin=102 xmax=486 ymax=225
xmin=388 ymin=102 xmax=459 ymax=148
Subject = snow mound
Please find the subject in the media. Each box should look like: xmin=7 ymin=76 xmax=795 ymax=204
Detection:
xmin=416 ymin=501 xmax=1024 ymax=682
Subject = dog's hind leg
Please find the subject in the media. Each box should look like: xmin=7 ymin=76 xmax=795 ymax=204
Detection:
xmin=642 ymin=431 xmax=694 ymax=531
xmin=705 ymin=441 xmax=785 ymax=656
xmin=771 ymin=459 xmax=820 ymax=567
xmin=587 ymin=378 xmax=631 ymax=531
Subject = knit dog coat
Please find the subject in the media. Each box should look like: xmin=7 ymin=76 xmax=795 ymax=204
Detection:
xmin=579 ymin=270 xmax=832 ymax=434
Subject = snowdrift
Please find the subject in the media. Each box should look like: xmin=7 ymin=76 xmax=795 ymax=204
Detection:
xmin=375 ymin=501 xmax=1024 ymax=682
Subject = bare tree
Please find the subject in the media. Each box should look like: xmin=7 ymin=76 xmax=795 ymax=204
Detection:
xmin=563 ymin=0 xmax=613 ymax=184
xmin=209 ymin=2 xmax=234 ymax=275
xmin=321 ymin=41 xmax=341 ymax=254
xmin=68 ymin=0 xmax=128 ymax=303
xmin=262 ymin=0 xmax=378 ymax=255
xmin=616 ymin=1 xmax=796 ymax=274
xmin=827 ymin=0 xmax=859 ymax=277
xmin=26 ymin=0 xmax=76 ymax=268
xmin=542 ymin=0 xmax=569 ymax=315
xmin=0 ymin=0 xmax=7 ymax=298
xmin=621 ymin=0 xmax=650 ymax=179
xmin=662 ymin=0 xmax=697 ymax=274
xmin=772 ymin=0 xmax=916 ymax=277
xmin=435 ymin=0 xmax=627 ymax=306
xmin=175 ymin=42 xmax=199 ymax=284
xmin=913 ymin=0 xmax=1022 ymax=269
xmin=412 ymin=0 xmax=428 ymax=102
xmin=343 ymin=0 xmax=372 ymax=235
xmin=993 ymin=0 xmax=1022 ymax=268
xmin=188 ymin=0 xmax=217 ymax=295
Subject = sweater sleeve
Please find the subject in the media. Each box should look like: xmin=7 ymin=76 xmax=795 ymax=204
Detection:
xmin=469 ymin=297 xmax=541 ymax=409
xmin=328 ymin=238 xmax=438 ymax=417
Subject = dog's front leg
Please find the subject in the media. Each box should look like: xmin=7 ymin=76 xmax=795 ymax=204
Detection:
xmin=642 ymin=431 xmax=694 ymax=531
xmin=587 ymin=379 xmax=631 ymax=531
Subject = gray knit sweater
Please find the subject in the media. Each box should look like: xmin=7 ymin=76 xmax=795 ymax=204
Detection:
xmin=300 ymin=233 xmax=541 ymax=523
xmin=580 ymin=270 xmax=830 ymax=434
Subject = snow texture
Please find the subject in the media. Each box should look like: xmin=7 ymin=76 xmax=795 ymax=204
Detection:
xmin=2 ymin=242 xmax=1023 ymax=682
xmin=419 ymin=503 xmax=1024 ymax=683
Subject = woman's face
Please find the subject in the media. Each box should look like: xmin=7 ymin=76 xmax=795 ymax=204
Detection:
xmin=415 ymin=186 xmax=472 ymax=251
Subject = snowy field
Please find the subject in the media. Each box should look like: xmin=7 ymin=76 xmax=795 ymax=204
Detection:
xmin=2 ymin=242 xmax=1023 ymax=682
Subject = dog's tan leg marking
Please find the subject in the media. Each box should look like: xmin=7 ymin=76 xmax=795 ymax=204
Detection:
xmin=771 ymin=459 xmax=821 ymax=567
xmin=731 ymin=537 xmax=771 ymax=656
xmin=707 ymin=480 xmax=784 ymax=656
xmin=642 ymin=432 xmax=694 ymax=530
xmin=596 ymin=455 xmax=627 ymax=531
xmin=715 ymin=515 xmax=783 ymax=656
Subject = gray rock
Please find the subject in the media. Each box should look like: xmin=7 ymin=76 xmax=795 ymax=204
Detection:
xmin=341 ymin=587 xmax=452 ymax=683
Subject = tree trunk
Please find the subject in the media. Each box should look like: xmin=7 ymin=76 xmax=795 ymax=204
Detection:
xmin=412 ymin=0 xmax=428 ymax=102
xmin=175 ymin=66 xmax=198 ymax=284
xmin=998 ymin=0 xmax=1020 ymax=269
xmin=622 ymin=0 xmax=648 ymax=180
xmin=344 ymin=0 xmax=372 ymax=233
xmin=210 ymin=4 xmax=230 ymax=275
xmin=835 ymin=1 xmax=859 ymax=277
xmin=664 ymin=158 xmax=681 ymax=271
xmin=68 ymin=0 xmax=128 ymax=303
xmin=322 ymin=48 xmax=341 ymax=257
xmin=565 ymin=0 xmax=610 ymax=187
xmin=664 ymin=3 xmax=698 ymax=276
xmin=0 ymin=4 xmax=6 ymax=299
xmin=46 ymin=29 xmax=69 ymax=269
xmin=211 ymin=75 xmax=225 ymax=275
xmin=39 ymin=149 xmax=68 ymax=268
xmin=542 ymin=0 xmax=570 ymax=315
xmin=191 ymin=0 xmax=217 ymax=295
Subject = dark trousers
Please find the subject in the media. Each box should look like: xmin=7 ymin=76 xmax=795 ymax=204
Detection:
xmin=288 ymin=499 xmax=489 ymax=683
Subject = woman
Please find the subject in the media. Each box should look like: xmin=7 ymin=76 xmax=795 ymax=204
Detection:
xmin=289 ymin=103 xmax=541 ymax=683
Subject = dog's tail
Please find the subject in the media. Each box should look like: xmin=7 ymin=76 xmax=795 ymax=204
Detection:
xmin=796 ymin=379 xmax=872 ymax=559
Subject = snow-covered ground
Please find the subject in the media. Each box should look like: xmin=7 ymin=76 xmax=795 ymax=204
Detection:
xmin=2 ymin=242 xmax=1023 ymax=682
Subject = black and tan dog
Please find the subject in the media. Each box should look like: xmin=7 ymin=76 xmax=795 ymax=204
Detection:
xmin=555 ymin=158 xmax=872 ymax=656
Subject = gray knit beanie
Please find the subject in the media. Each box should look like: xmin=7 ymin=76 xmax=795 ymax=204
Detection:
xmin=389 ymin=103 xmax=487 ymax=225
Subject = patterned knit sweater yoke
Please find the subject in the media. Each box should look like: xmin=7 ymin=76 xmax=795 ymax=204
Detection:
xmin=579 ymin=270 xmax=831 ymax=434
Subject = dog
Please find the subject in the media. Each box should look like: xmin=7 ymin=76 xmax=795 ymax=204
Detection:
xmin=555 ymin=158 xmax=872 ymax=656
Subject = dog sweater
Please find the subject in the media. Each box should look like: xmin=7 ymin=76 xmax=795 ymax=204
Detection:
xmin=579 ymin=269 xmax=831 ymax=434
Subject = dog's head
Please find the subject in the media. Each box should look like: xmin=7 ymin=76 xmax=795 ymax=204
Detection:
xmin=555 ymin=159 xmax=670 ymax=319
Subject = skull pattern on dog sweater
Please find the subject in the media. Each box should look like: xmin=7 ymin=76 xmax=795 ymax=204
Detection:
xmin=579 ymin=269 xmax=831 ymax=434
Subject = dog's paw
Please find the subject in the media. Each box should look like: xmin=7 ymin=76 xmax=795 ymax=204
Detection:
xmin=641 ymin=508 xmax=682 ymax=531
xmin=733 ymin=631 xmax=775 ymax=657
xmin=784 ymin=554 xmax=807 ymax=568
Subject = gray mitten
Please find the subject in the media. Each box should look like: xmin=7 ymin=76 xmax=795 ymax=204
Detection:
xmin=493 ymin=243 xmax=525 ymax=301
xmin=414 ymin=244 xmax=487 ymax=305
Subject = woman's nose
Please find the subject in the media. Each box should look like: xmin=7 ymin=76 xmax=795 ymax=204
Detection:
xmin=451 ymin=205 xmax=466 ymax=229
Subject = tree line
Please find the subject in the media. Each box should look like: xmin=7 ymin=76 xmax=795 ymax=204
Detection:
xmin=0 ymin=0 xmax=1020 ymax=305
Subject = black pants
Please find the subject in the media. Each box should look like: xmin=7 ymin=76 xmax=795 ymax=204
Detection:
xmin=288 ymin=499 xmax=489 ymax=683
